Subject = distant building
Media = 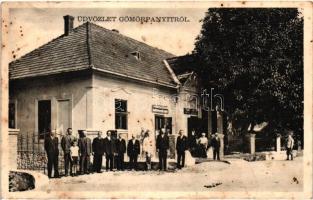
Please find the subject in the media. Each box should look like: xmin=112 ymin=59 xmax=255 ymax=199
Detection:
xmin=9 ymin=16 xmax=225 ymax=156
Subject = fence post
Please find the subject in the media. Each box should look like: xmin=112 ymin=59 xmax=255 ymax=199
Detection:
xmin=276 ymin=135 xmax=281 ymax=152
xmin=250 ymin=133 xmax=256 ymax=154
xmin=20 ymin=133 xmax=23 ymax=169
xmin=9 ymin=129 xmax=19 ymax=170
xmin=32 ymin=132 xmax=35 ymax=170
xmin=26 ymin=132 xmax=29 ymax=169
xmin=42 ymin=133 xmax=46 ymax=174
xmin=218 ymin=133 xmax=225 ymax=159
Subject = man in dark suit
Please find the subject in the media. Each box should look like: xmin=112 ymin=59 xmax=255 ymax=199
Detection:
xmin=61 ymin=128 xmax=75 ymax=176
xmin=127 ymin=134 xmax=140 ymax=170
xmin=103 ymin=131 xmax=116 ymax=171
xmin=115 ymin=133 xmax=126 ymax=171
xmin=211 ymin=133 xmax=220 ymax=160
xmin=78 ymin=130 xmax=92 ymax=174
xmin=44 ymin=130 xmax=59 ymax=178
xmin=176 ymin=130 xmax=187 ymax=169
xmin=188 ymin=129 xmax=197 ymax=157
xmin=156 ymin=130 xmax=169 ymax=171
xmin=92 ymin=131 xmax=104 ymax=173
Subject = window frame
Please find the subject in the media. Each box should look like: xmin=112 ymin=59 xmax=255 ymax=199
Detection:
xmin=115 ymin=99 xmax=128 ymax=130
xmin=37 ymin=99 xmax=52 ymax=140
xmin=8 ymin=99 xmax=17 ymax=129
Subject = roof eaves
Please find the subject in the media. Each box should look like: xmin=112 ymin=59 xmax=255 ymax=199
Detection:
xmin=9 ymin=66 xmax=90 ymax=80
xmin=92 ymin=67 xmax=178 ymax=89
xmin=163 ymin=59 xmax=181 ymax=86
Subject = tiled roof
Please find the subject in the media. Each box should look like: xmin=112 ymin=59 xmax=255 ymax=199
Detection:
xmin=9 ymin=22 xmax=177 ymax=87
xmin=9 ymin=24 xmax=90 ymax=80
xmin=166 ymin=55 xmax=198 ymax=85
xmin=166 ymin=54 xmax=197 ymax=75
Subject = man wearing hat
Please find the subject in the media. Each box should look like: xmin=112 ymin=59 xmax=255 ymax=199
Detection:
xmin=286 ymin=131 xmax=294 ymax=160
xmin=176 ymin=130 xmax=187 ymax=169
xmin=211 ymin=133 xmax=220 ymax=160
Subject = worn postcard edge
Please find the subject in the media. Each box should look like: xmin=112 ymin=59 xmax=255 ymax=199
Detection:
xmin=0 ymin=1 xmax=312 ymax=199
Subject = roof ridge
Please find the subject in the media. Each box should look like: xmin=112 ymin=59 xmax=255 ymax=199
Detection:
xmin=9 ymin=23 xmax=88 ymax=67
xmin=86 ymin=22 xmax=93 ymax=68
xmin=88 ymin=22 xmax=176 ymax=57
xmin=10 ymin=20 xmax=178 ymax=88
xmin=86 ymin=22 xmax=178 ymax=87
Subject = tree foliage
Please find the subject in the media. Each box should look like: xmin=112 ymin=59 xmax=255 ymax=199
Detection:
xmin=193 ymin=9 xmax=303 ymax=138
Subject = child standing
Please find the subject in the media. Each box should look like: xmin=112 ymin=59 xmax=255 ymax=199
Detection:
xmin=70 ymin=140 xmax=79 ymax=176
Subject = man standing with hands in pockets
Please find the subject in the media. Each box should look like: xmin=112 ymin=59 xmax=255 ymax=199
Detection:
xmin=61 ymin=128 xmax=75 ymax=176
xmin=156 ymin=129 xmax=169 ymax=171
xmin=176 ymin=130 xmax=187 ymax=169
xmin=92 ymin=131 xmax=104 ymax=173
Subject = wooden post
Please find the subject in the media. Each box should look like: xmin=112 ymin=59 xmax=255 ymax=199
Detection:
xmin=250 ymin=133 xmax=256 ymax=154
xmin=297 ymin=140 xmax=302 ymax=151
xmin=276 ymin=135 xmax=281 ymax=152
xmin=32 ymin=132 xmax=35 ymax=169
xmin=26 ymin=132 xmax=29 ymax=169
xmin=217 ymin=133 xmax=224 ymax=158
xmin=217 ymin=111 xmax=224 ymax=135
xmin=208 ymin=111 xmax=212 ymax=134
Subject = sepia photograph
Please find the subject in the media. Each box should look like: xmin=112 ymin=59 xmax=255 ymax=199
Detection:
xmin=0 ymin=1 xmax=312 ymax=199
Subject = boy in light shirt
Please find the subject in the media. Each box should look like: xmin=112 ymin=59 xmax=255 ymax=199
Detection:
xmin=70 ymin=141 xmax=79 ymax=176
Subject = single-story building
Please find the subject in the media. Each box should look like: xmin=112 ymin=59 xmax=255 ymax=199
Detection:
xmin=9 ymin=15 xmax=225 ymax=159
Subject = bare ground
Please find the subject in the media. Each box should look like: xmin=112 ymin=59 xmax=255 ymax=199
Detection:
xmin=31 ymin=156 xmax=303 ymax=193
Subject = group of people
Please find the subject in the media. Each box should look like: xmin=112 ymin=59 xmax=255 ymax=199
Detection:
xmin=44 ymin=127 xmax=221 ymax=178
xmin=188 ymin=130 xmax=221 ymax=160
xmin=44 ymin=128 xmax=141 ymax=178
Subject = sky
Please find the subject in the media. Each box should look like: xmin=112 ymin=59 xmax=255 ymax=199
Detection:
xmin=8 ymin=7 xmax=208 ymax=61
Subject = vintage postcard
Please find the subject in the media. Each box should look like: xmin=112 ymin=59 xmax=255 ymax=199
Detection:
xmin=0 ymin=1 xmax=312 ymax=199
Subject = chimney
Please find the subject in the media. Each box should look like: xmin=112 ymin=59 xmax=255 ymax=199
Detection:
xmin=63 ymin=15 xmax=74 ymax=36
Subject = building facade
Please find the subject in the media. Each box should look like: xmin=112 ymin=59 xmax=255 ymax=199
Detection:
xmin=9 ymin=15 xmax=224 ymax=159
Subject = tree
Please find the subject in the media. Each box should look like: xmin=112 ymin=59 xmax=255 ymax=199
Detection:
xmin=193 ymin=8 xmax=303 ymax=140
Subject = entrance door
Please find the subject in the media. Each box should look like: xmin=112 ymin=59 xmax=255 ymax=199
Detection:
xmin=155 ymin=115 xmax=172 ymax=134
xmin=188 ymin=116 xmax=200 ymax=137
xmin=155 ymin=115 xmax=174 ymax=158
xmin=38 ymin=100 xmax=51 ymax=139
xmin=211 ymin=111 xmax=217 ymax=134
xmin=57 ymin=100 xmax=71 ymax=136
xmin=155 ymin=115 xmax=165 ymax=133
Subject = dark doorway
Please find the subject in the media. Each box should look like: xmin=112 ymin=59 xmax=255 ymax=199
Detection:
xmin=201 ymin=110 xmax=208 ymax=136
xmin=155 ymin=115 xmax=172 ymax=134
xmin=165 ymin=117 xmax=172 ymax=134
xmin=155 ymin=115 xmax=174 ymax=158
xmin=38 ymin=100 xmax=51 ymax=139
xmin=211 ymin=111 xmax=217 ymax=134
xmin=155 ymin=115 xmax=165 ymax=133
xmin=8 ymin=102 xmax=16 ymax=128
xmin=187 ymin=116 xmax=200 ymax=137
